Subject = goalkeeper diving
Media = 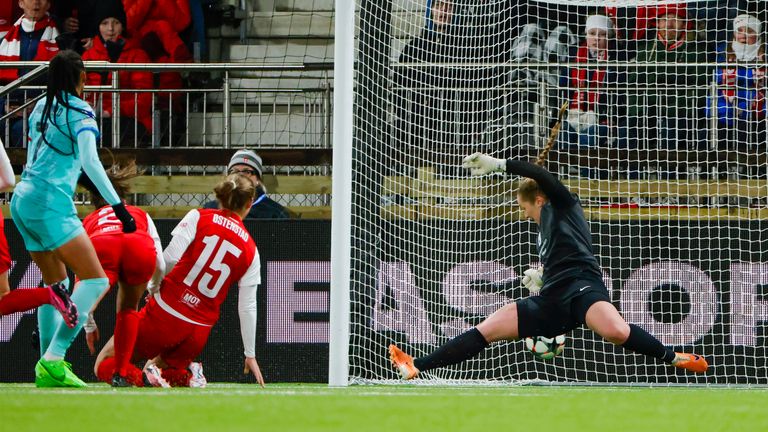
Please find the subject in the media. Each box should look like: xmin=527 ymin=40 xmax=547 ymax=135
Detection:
xmin=389 ymin=151 xmax=709 ymax=379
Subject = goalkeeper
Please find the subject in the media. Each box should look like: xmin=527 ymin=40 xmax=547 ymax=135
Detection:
xmin=390 ymin=151 xmax=709 ymax=379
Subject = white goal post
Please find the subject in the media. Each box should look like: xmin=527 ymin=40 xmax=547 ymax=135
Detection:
xmin=331 ymin=0 xmax=768 ymax=386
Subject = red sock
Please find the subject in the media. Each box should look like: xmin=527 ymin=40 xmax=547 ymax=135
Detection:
xmin=124 ymin=364 xmax=144 ymax=387
xmin=97 ymin=357 xmax=144 ymax=387
xmin=114 ymin=310 xmax=140 ymax=376
xmin=0 ymin=288 xmax=50 ymax=315
xmin=96 ymin=357 xmax=117 ymax=384
xmin=161 ymin=367 xmax=191 ymax=387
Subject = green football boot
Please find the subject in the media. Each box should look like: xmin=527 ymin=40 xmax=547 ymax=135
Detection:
xmin=35 ymin=359 xmax=88 ymax=388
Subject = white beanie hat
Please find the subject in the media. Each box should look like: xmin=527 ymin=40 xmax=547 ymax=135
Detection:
xmin=585 ymin=15 xmax=614 ymax=36
xmin=734 ymin=14 xmax=761 ymax=35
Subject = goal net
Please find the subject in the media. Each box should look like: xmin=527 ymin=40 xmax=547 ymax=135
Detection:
xmin=341 ymin=0 xmax=768 ymax=385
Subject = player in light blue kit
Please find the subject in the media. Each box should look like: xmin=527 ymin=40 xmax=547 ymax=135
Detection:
xmin=10 ymin=50 xmax=137 ymax=388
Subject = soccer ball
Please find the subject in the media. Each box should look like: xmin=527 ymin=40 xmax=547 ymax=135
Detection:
xmin=524 ymin=334 xmax=566 ymax=360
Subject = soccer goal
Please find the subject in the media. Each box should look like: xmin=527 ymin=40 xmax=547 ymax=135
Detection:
xmin=330 ymin=0 xmax=768 ymax=386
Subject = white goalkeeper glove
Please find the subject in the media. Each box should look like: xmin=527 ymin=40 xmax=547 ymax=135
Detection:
xmin=462 ymin=152 xmax=506 ymax=176
xmin=522 ymin=266 xmax=544 ymax=293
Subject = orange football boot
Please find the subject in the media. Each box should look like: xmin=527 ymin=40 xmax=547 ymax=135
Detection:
xmin=388 ymin=344 xmax=419 ymax=380
xmin=673 ymin=353 xmax=708 ymax=373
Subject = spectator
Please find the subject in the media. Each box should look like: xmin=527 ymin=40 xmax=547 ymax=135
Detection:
xmin=123 ymin=0 xmax=192 ymax=63
xmin=0 ymin=0 xmax=59 ymax=82
xmin=203 ymin=150 xmax=289 ymax=219
xmin=0 ymin=0 xmax=60 ymax=147
xmin=706 ymin=13 xmax=766 ymax=152
xmin=627 ymin=3 xmax=709 ymax=178
xmin=122 ymin=0 xmax=191 ymax=115
xmin=81 ymin=1 xmax=153 ymax=146
xmin=52 ymin=0 xmax=108 ymax=53
xmin=691 ymin=0 xmax=753 ymax=46
xmin=560 ymin=15 xmax=628 ymax=151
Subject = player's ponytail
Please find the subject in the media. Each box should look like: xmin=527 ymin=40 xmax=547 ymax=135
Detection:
xmin=214 ymin=174 xmax=256 ymax=213
xmin=79 ymin=159 xmax=142 ymax=208
xmin=535 ymin=137 xmax=555 ymax=167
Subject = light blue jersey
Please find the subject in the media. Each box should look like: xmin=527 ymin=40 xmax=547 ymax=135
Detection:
xmin=12 ymin=93 xmax=120 ymax=251
xmin=20 ymin=93 xmax=100 ymax=204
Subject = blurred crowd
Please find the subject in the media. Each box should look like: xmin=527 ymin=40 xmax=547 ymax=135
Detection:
xmin=393 ymin=0 xmax=768 ymax=180
xmin=0 ymin=0 xmax=218 ymax=147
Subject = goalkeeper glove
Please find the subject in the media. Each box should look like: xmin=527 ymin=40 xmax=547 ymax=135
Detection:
xmin=522 ymin=266 xmax=544 ymax=293
xmin=112 ymin=202 xmax=137 ymax=233
xmin=462 ymin=152 xmax=506 ymax=176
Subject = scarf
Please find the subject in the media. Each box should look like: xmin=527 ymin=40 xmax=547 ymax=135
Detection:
xmin=732 ymin=40 xmax=762 ymax=62
xmin=0 ymin=14 xmax=59 ymax=81
xmin=570 ymin=44 xmax=607 ymax=112
xmin=658 ymin=31 xmax=687 ymax=52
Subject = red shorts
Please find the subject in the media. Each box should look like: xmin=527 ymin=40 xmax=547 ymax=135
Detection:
xmin=132 ymin=297 xmax=213 ymax=369
xmin=91 ymin=232 xmax=156 ymax=288
xmin=0 ymin=211 xmax=11 ymax=274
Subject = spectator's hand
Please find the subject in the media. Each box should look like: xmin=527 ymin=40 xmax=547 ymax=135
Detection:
xmin=244 ymin=357 xmax=265 ymax=387
xmin=462 ymin=152 xmax=506 ymax=176
xmin=64 ymin=17 xmax=79 ymax=33
xmin=84 ymin=313 xmax=99 ymax=355
xmin=81 ymin=38 xmax=93 ymax=51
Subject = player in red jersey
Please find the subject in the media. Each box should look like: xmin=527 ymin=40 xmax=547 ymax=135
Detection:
xmin=78 ymin=161 xmax=165 ymax=387
xmin=0 ymin=141 xmax=77 ymax=326
xmin=94 ymin=174 xmax=265 ymax=387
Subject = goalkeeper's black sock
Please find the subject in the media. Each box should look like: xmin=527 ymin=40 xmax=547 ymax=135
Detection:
xmin=621 ymin=324 xmax=676 ymax=363
xmin=414 ymin=328 xmax=489 ymax=372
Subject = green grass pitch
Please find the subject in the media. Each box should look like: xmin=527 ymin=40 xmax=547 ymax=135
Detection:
xmin=1 ymin=383 xmax=766 ymax=431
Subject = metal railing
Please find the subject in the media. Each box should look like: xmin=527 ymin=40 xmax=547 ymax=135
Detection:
xmin=0 ymin=61 xmax=334 ymax=208
xmin=0 ymin=61 xmax=334 ymax=151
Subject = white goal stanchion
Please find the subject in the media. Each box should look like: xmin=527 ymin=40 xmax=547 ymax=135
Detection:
xmin=332 ymin=0 xmax=768 ymax=385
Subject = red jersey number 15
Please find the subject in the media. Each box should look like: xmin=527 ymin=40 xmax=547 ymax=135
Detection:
xmin=183 ymin=234 xmax=242 ymax=298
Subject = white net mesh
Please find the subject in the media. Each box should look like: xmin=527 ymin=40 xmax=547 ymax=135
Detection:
xmin=347 ymin=0 xmax=768 ymax=385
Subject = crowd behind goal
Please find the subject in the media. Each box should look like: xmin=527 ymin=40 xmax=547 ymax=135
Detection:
xmin=392 ymin=1 xmax=768 ymax=190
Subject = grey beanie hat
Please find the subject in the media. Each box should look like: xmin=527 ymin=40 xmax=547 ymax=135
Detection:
xmin=227 ymin=149 xmax=263 ymax=178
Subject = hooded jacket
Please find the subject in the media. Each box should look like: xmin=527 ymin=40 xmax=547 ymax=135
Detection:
xmin=82 ymin=35 xmax=153 ymax=132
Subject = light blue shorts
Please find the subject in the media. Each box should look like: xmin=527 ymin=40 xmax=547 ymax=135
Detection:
xmin=10 ymin=184 xmax=84 ymax=252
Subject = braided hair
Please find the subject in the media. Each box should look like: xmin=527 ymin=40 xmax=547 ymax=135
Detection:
xmin=37 ymin=50 xmax=92 ymax=157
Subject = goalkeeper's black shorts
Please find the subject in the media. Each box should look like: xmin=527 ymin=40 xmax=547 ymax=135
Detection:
xmin=516 ymin=274 xmax=611 ymax=338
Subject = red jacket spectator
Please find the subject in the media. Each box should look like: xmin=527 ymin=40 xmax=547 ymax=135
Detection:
xmin=124 ymin=0 xmax=189 ymax=33
xmin=82 ymin=35 xmax=153 ymax=133
xmin=123 ymin=0 xmax=191 ymax=62
xmin=0 ymin=1 xmax=59 ymax=83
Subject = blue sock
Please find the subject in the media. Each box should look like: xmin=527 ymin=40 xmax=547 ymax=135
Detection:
xmin=45 ymin=278 xmax=108 ymax=359
xmin=37 ymin=278 xmax=68 ymax=356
